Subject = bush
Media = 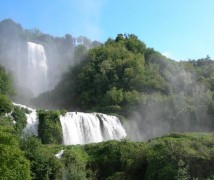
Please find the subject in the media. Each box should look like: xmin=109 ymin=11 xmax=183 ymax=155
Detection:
xmin=11 ymin=106 xmax=27 ymax=134
xmin=84 ymin=140 xmax=146 ymax=179
xmin=0 ymin=94 xmax=13 ymax=115
xmin=20 ymin=136 xmax=63 ymax=179
xmin=17 ymin=133 xmax=214 ymax=180
xmin=95 ymin=105 xmax=122 ymax=114
xmin=144 ymin=133 xmax=214 ymax=180
xmin=62 ymin=147 xmax=89 ymax=180
xmin=0 ymin=126 xmax=31 ymax=179
xmin=0 ymin=65 xmax=15 ymax=96
xmin=38 ymin=110 xmax=63 ymax=144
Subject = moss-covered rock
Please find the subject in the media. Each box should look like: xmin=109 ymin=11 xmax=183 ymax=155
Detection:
xmin=11 ymin=106 xmax=27 ymax=134
xmin=37 ymin=110 xmax=63 ymax=144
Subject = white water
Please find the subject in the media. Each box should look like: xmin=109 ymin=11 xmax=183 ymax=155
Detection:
xmin=55 ymin=150 xmax=64 ymax=158
xmin=60 ymin=112 xmax=126 ymax=145
xmin=14 ymin=104 xmax=126 ymax=145
xmin=13 ymin=103 xmax=38 ymax=136
xmin=27 ymin=42 xmax=48 ymax=96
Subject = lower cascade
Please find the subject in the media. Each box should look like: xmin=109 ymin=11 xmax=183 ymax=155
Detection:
xmin=14 ymin=103 xmax=126 ymax=145
xmin=60 ymin=112 xmax=126 ymax=145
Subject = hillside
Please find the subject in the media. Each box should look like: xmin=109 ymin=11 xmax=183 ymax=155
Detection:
xmin=1 ymin=124 xmax=213 ymax=179
xmin=33 ymin=33 xmax=214 ymax=140
xmin=0 ymin=19 xmax=214 ymax=179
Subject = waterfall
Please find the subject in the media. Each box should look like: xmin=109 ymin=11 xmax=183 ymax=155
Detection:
xmin=13 ymin=103 xmax=38 ymax=136
xmin=27 ymin=42 xmax=48 ymax=96
xmin=60 ymin=112 xmax=126 ymax=145
xmin=15 ymin=104 xmax=126 ymax=145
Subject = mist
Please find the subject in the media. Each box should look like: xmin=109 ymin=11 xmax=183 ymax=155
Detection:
xmin=125 ymin=62 xmax=213 ymax=141
xmin=0 ymin=19 xmax=213 ymax=142
xmin=0 ymin=19 xmax=100 ymax=105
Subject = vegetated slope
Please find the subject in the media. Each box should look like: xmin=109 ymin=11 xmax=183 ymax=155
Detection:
xmin=19 ymin=132 xmax=214 ymax=180
xmin=0 ymin=63 xmax=31 ymax=179
xmin=34 ymin=34 xmax=214 ymax=139
xmin=34 ymin=34 xmax=169 ymax=112
xmin=1 ymin=97 xmax=213 ymax=179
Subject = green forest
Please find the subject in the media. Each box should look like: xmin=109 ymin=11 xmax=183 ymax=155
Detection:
xmin=0 ymin=19 xmax=214 ymax=179
xmin=34 ymin=33 xmax=214 ymax=139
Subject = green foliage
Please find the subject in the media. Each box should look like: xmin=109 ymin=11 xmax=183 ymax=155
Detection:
xmin=144 ymin=133 xmax=214 ymax=180
xmin=62 ymin=147 xmax=89 ymax=180
xmin=84 ymin=139 xmax=146 ymax=179
xmin=59 ymin=133 xmax=213 ymax=180
xmin=0 ymin=126 xmax=31 ymax=179
xmin=177 ymin=160 xmax=190 ymax=180
xmin=41 ymin=33 xmax=169 ymax=114
xmin=9 ymin=133 xmax=213 ymax=180
xmin=33 ymin=34 xmax=179 ymax=117
xmin=20 ymin=136 xmax=63 ymax=180
xmin=106 ymin=87 xmax=124 ymax=105
xmin=11 ymin=106 xmax=27 ymax=134
xmin=0 ymin=94 xmax=13 ymax=115
xmin=0 ymin=65 xmax=15 ymax=96
xmin=0 ymin=116 xmax=13 ymax=127
xmin=38 ymin=110 xmax=63 ymax=144
xmin=95 ymin=105 xmax=122 ymax=114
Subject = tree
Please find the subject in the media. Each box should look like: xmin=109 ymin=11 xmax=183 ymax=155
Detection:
xmin=62 ymin=148 xmax=88 ymax=180
xmin=0 ymin=65 xmax=15 ymax=96
xmin=20 ymin=136 xmax=64 ymax=180
xmin=0 ymin=94 xmax=13 ymax=115
xmin=0 ymin=126 xmax=31 ymax=179
xmin=177 ymin=160 xmax=190 ymax=180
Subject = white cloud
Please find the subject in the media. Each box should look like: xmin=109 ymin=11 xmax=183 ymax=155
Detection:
xmin=162 ymin=51 xmax=182 ymax=61
xmin=162 ymin=51 xmax=172 ymax=58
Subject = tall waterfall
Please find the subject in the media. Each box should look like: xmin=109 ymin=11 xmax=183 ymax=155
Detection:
xmin=27 ymin=42 xmax=48 ymax=96
xmin=15 ymin=104 xmax=126 ymax=145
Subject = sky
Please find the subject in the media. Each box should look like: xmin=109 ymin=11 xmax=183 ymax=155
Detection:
xmin=0 ymin=0 xmax=214 ymax=61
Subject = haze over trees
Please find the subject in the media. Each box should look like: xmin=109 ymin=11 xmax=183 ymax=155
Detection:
xmin=0 ymin=19 xmax=213 ymax=179
xmin=33 ymin=33 xmax=214 ymax=140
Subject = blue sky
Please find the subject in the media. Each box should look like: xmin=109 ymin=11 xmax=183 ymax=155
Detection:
xmin=0 ymin=0 xmax=214 ymax=60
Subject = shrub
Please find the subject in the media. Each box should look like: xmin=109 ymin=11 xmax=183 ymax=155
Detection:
xmin=38 ymin=110 xmax=63 ymax=144
xmin=0 ymin=95 xmax=13 ymax=115
xmin=11 ymin=106 xmax=27 ymax=134
xmin=0 ymin=126 xmax=31 ymax=179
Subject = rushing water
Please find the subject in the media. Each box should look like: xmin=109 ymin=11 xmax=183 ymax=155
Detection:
xmin=14 ymin=103 xmax=126 ymax=145
xmin=60 ymin=112 xmax=126 ymax=145
xmin=13 ymin=103 xmax=38 ymax=136
xmin=27 ymin=42 xmax=48 ymax=96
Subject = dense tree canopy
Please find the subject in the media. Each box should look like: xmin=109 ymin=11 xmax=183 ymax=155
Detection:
xmin=0 ymin=126 xmax=31 ymax=179
xmin=35 ymin=34 xmax=168 ymax=113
